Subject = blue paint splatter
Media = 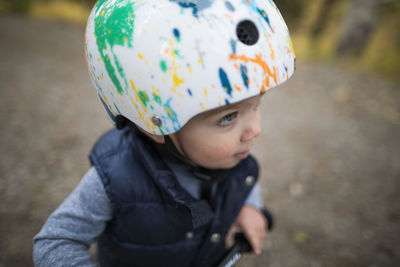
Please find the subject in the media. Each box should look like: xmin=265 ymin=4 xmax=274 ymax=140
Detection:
xmin=240 ymin=64 xmax=249 ymax=88
xmin=187 ymin=88 xmax=193 ymax=96
xmin=164 ymin=97 xmax=181 ymax=131
xmin=230 ymin=39 xmax=237 ymax=54
xmin=219 ymin=68 xmax=233 ymax=96
xmin=256 ymin=7 xmax=273 ymax=32
xmin=169 ymin=0 xmax=214 ymax=18
xmin=173 ymin=28 xmax=180 ymax=42
xmin=225 ymin=99 xmax=230 ymax=105
xmin=225 ymin=1 xmax=235 ymax=11
xmin=242 ymin=0 xmax=274 ymax=33
xmin=114 ymin=103 xmax=121 ymax=114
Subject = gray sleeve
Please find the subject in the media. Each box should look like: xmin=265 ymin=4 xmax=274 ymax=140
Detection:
xmin=244 ymin=183 xmax=263 ymax=210
xmin=33 ymin=167 xmax=113 ymax=267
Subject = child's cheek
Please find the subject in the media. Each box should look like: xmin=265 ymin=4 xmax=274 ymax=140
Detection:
xmin=208 ymin=142 xmax=235 ymax=159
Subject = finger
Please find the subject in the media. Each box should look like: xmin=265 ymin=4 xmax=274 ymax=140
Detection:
xmin=225 ymin=225 xmax=237 ymax=248
xmin=243 ymin=228 xmax=263 ymax=255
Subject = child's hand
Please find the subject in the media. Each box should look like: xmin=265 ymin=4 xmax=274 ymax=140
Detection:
xmin=225 ymin=205 xmax=267 ymax=255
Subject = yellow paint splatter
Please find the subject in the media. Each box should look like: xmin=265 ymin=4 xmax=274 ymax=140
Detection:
xmin=152 ymin=85 xmax=160 ymax=94
xmin=165 ymin=106 xmax=175 ymax=119
xmin=138 ymin=53 xmax=143 ymax=59
xmin=169 ymin=39 xmax=184 ymax=93
xmin=203 ymin=87 xmax=208 ymax=97
xmin=172 ymin=73 xmax=184 ymax=90
xmin=130 ymin=95 xmax=148 ymax=129
xmin=267 ymin=39 xmax=275 ymax=60
xmin=287 ymin=38 xmax=296 ymax=58
xmin=103 ymin=94 xmax=110 ymax=105
xmin=130 ymin=80 xmax=148 ymax=114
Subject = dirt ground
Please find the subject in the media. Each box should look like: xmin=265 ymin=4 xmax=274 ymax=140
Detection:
xmin=0 ymin=13 xmax=399 ymax=267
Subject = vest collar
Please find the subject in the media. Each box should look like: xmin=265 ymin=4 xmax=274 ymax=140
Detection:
xmin=131 ymin=128 xmax=214 ymax=229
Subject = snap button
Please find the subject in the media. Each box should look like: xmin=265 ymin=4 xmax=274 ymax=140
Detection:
xmin=245 ymin=176 xmax=254 ymax=186
xmin=151 ymin=116 xmax=162 ymax=126
xmin=210 ymin=233 xmax=221 ymax=243
xmin=186 ymin=232 xmax=194 ymax=239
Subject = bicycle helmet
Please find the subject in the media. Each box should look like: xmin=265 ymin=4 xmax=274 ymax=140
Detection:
xmin=85 ymin=0 xmax=295 ymax=135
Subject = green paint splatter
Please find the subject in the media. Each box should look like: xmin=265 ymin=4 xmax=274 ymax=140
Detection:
xmin=160 ymin=60 xmax=168 ymax=72
xmin=138 ymin=90 xmax=149 ymax=107
xmin=158 ymin=127 xmax=165 ymax=135
xmin=174 ymin=49 xmax=184 ymax=59
xmin=94 ymin=0 xmax=136 ymax=95
xmin=153 ymin=93 xmax=162 ymax=105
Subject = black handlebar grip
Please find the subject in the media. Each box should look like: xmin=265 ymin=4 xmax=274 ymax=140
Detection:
xmin=215 ymin=208 xmax=274 ymax=267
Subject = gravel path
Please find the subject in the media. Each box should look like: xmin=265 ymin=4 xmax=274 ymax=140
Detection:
xmin=0 ymin=13 xmax=399 ymax=267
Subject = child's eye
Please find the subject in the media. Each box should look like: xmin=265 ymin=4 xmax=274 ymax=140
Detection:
xmin=217 ymin=112 xmax=238 ymax=127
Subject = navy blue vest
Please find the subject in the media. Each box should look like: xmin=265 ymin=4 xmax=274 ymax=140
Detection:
xmin=89 ymin=127 xmax=259 ymax=267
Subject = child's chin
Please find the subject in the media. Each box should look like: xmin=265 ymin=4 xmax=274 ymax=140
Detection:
xmin=203 ymin=159 xmax=241 ymax=170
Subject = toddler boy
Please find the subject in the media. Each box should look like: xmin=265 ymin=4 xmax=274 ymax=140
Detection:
xmin=34 ymin=0 xmax=295 ymax=266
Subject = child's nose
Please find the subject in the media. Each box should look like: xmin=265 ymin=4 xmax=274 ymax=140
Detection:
xmin=240 ymin=111 xmax=261 ymax=142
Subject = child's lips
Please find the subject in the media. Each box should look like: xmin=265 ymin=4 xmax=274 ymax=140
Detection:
xmin=235 ymin=151 xmax=250 ymax=159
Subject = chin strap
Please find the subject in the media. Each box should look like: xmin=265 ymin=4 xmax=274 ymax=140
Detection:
xmin=128 ymin=124 xmax=230 ymax=204
xmin=163 ymin=135 xmax=230 ymax=204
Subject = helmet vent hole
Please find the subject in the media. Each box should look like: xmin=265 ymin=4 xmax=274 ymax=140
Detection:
xmin=236 ymin=20 xmax=259 ymax=46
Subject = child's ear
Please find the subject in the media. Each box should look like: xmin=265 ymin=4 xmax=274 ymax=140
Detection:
xmin=136 ymin=126 xmax=165 ymax=144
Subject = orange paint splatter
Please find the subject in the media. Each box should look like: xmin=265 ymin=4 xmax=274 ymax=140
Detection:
xmin=234 ymin=84 xmax=241 ymax=92
xmin=224 ymin=13 xmax=232 ymax=19
xmin=230 ymin=53 xmax=278 ymax=93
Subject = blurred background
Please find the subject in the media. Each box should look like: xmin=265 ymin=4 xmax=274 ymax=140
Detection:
xmin=0 ymin=0 xmax=399 ymax=266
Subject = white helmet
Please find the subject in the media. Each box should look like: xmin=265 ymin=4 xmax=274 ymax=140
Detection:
xmin=85 ymin=0 xmax=295 ymax=135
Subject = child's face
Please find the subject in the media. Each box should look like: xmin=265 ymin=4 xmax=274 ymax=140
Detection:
xmin=170 ymin=95 xmax=262 ymax=169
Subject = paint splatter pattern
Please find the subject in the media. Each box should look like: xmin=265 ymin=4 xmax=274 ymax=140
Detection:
xmin=85 ymin=0 xmax=295 ymax=134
